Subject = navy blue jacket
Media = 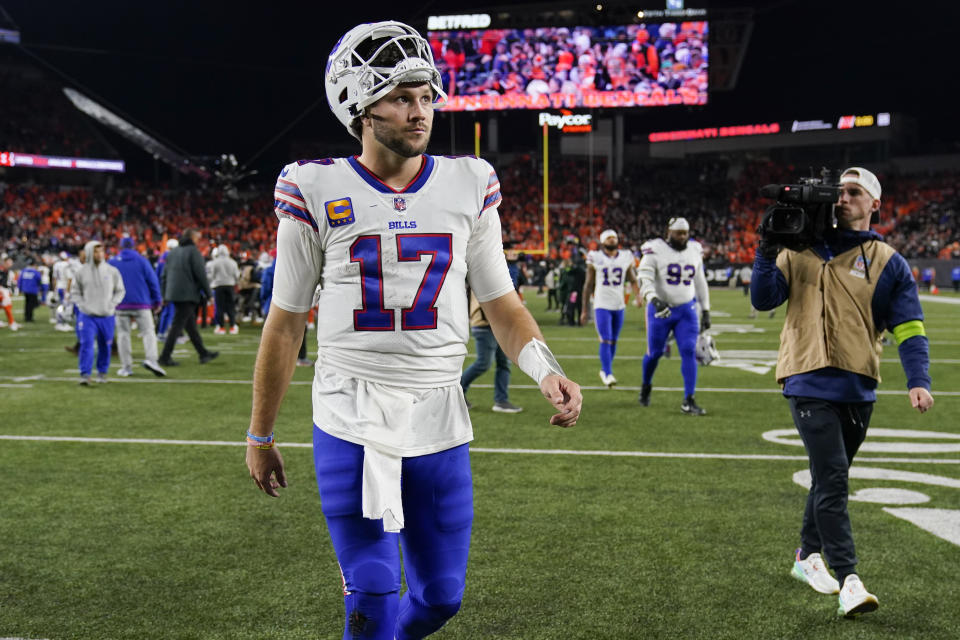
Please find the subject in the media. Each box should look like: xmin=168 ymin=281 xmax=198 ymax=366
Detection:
xmin=109 ymin=249 xmax=162 ymax=310
xmin=751 ymin=229 xmax=930 ymax=402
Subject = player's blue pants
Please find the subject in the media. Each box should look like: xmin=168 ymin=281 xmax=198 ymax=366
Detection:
xmin=314 ymin=427 xmax=473 ymax=640
xmin=594 ymin=308 xmax=625 ymax=376
xmin=157 ymin=302 xmax=175 ymax=335
xmin=642 ymin=300 xmax=699 ymax=397
xmin=76 ymin=311 xmax=115 ymax=376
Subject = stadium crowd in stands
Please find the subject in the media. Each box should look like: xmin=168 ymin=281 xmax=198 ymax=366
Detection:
xmin=1 ymin=160 xmax=957 ymax=280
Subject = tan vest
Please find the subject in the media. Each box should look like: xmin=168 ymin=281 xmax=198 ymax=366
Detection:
xmin=775 ymin=239 xmax=896 ymax=385
xmin=468 ymin=291 xmax=489 ymax=328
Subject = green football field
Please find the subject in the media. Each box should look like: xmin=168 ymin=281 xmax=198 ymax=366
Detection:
xmin=1 ymin=287 xmax=958 ymax=639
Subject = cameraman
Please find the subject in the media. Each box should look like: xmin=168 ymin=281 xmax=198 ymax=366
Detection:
xmin=751 ymin=167 xmax=933 ymax=618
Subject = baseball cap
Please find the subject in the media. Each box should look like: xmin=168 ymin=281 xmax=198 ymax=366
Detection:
xmin=599 ymin=229 xmax=618 ymax=243
xmin=840 ymin=167 xmax=881 ymax=200
xmin=120 ymin=236 xmax=135 ymax=249
xmin=668 ymin=217 xmax=690 ymax=231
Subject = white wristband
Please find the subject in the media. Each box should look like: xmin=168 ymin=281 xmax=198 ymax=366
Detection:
xmin=517 ymin=338 xmax=565 ymax=385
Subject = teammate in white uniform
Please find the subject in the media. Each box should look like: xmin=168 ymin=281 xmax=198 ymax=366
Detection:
xmin=580 ymin=229 xmax=640 ymax=387
xmin=52 ymin=253 xmax=73 ymax=330
xmin=637 ymin=217 xmax=711 ymax=414
xmin=244 ymin=21 xmax=582 ymax=640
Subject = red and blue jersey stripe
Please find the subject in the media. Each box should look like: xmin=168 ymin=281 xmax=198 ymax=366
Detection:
xmin=481 ymin=169 xmax=501 ymax=216
xmin=274 ymin=176 xmax=318 ymax=232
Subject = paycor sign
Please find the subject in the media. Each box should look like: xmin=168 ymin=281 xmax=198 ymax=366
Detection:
xmin=538 ymin=111 xmax=593 ymax=133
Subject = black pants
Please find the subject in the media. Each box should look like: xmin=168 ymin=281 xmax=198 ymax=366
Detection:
xmin=546 ymin=288 xmax=559 ymax=310
xmin=160 ymin=301 xmax=210 ymax=361
xmin=24 ymin=292 xmax=39 ymax=321
xmin=789 ymin=396 xmax=873 ymax=576
xmin=298 ymin=326 xmax=308 ymax=360
xmin=214 ymin=286 xmax=237 ymax=328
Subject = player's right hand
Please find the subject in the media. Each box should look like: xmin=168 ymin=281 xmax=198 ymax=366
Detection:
xmin=651 ymin=297 xmax=671 ymax=318
xmin=246 ymin=445 xmax=287 ymax=498
xmin=909 ymin=387 xmax=934 ymax=414
xmin=540 ymin=374 xmax=582 ymax=428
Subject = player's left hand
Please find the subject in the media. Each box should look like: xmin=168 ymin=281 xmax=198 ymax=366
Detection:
xmin=701 ymin=310 xmax=711 ymax=330
xmin=909 ymin=387 xmax=934 ymax=413
xmin=540 ymin=374 xmax=582 ymax=428
xmin=579 ymin=310 xmax=588 ymax=326
xmin=246 ymin=445 xmax=288 ymax=497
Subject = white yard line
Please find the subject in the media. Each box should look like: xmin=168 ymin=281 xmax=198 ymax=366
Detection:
xmin=1 ymin=434 xmax=958 ymax=465
xmin=4 ymin=375 xmax=959 ymax=396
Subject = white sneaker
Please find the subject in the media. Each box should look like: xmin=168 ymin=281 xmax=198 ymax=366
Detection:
xmin=598 ymin=371 xmax=617 ymax=388
xmin=117 ymin=366 xmax=134 ymax=377
xmin=837 ymin=575 xmax=878 ymax=617
xmin=790 ymin=549 xmax=840 ymax=594
xmin=213 ymin=327 xmax=226 ymax=335
xmin=9 ymin=322 xmax=19 ymax=332
xmin=142 ymin=360 xmax=167 ymax=377
xmin=229 ymin=325 xmax=239 ymax=335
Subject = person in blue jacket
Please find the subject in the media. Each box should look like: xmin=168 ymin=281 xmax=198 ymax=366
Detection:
xmin=258 ymin=249 xmax=276 ymax=318
xmin=752 ymin=167 xmax=934 ymax=618
xmin=17 ymin=258 xmax=42 ymax=322
xmin=109 ymin=236 xmax=166 ymax=377
xmin=155 ymin=239 xmax=178 ymax=338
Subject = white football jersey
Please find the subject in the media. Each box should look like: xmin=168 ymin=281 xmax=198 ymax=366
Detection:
xmin=270 ymin=155 xmax=515 ymax=456
xmin=586 ymin=249 xmax=635 ymax=310
xmin=637 ymin=237 xmax=710 ymax=309
xmin=53 ymin=260 xmax=71 ymax=290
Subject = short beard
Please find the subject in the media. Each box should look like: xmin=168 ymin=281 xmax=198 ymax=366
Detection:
xmin=603 ymin=243 xmax=618 ymax=252
xmin=668 ymin=238 xmax=687 ymax=251
xmin=371 ymin=119 xmax=431 ymax=158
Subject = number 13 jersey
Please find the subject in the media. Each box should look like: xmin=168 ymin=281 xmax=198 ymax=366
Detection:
xmin=270 ymin=154 xmax=515 ymax=388
xmin=586 ymin=249 xmax=636 ymax=311
xmin=637 ymin=237 xmax=710 ymax=310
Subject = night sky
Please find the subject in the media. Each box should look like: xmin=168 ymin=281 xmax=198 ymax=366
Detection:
xmin=4 ymin=0 xmax=959 ymax=179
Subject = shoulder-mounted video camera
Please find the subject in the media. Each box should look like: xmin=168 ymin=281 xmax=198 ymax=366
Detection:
xmin=758 ymin=168 xmax=840 ymax=251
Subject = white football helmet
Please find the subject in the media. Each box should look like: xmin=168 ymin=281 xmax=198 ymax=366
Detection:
xmin=695 ymin=332 xmax=720 ymax=366
xmin=325 ymin=21 xmax=447 ymax=140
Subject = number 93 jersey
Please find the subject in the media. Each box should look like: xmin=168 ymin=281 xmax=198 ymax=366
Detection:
xmin=586 ymin=249 xmax=635 ymax=310
xmin=270 ymin=155 xmax=515 ymax=387
xmin=637 ymin=237 xmax=710 ymax=309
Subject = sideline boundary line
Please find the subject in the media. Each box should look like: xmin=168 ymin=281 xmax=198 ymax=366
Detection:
xmin=2 ymin=434 xmax=959 ymax=465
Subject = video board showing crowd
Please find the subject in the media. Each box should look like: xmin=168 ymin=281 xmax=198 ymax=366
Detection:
xmin=427 ymin=21 xmax=708 ymax=112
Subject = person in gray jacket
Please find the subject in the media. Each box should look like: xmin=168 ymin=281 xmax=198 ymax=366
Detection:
xmin=209 ymin=244 xmax=241 ymax=335
xmin=158 ymin=229 xmax=219 ymax=366
xmin=70 ymin=240 xmax=125 ymax=385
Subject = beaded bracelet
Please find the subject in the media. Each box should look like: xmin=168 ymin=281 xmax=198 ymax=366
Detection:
xmin=246 ymin=431 xmax=275 ymax=450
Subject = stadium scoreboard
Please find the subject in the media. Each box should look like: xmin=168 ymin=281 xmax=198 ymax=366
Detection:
xmin=425 ymin=5 xmax=709 ymax=113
